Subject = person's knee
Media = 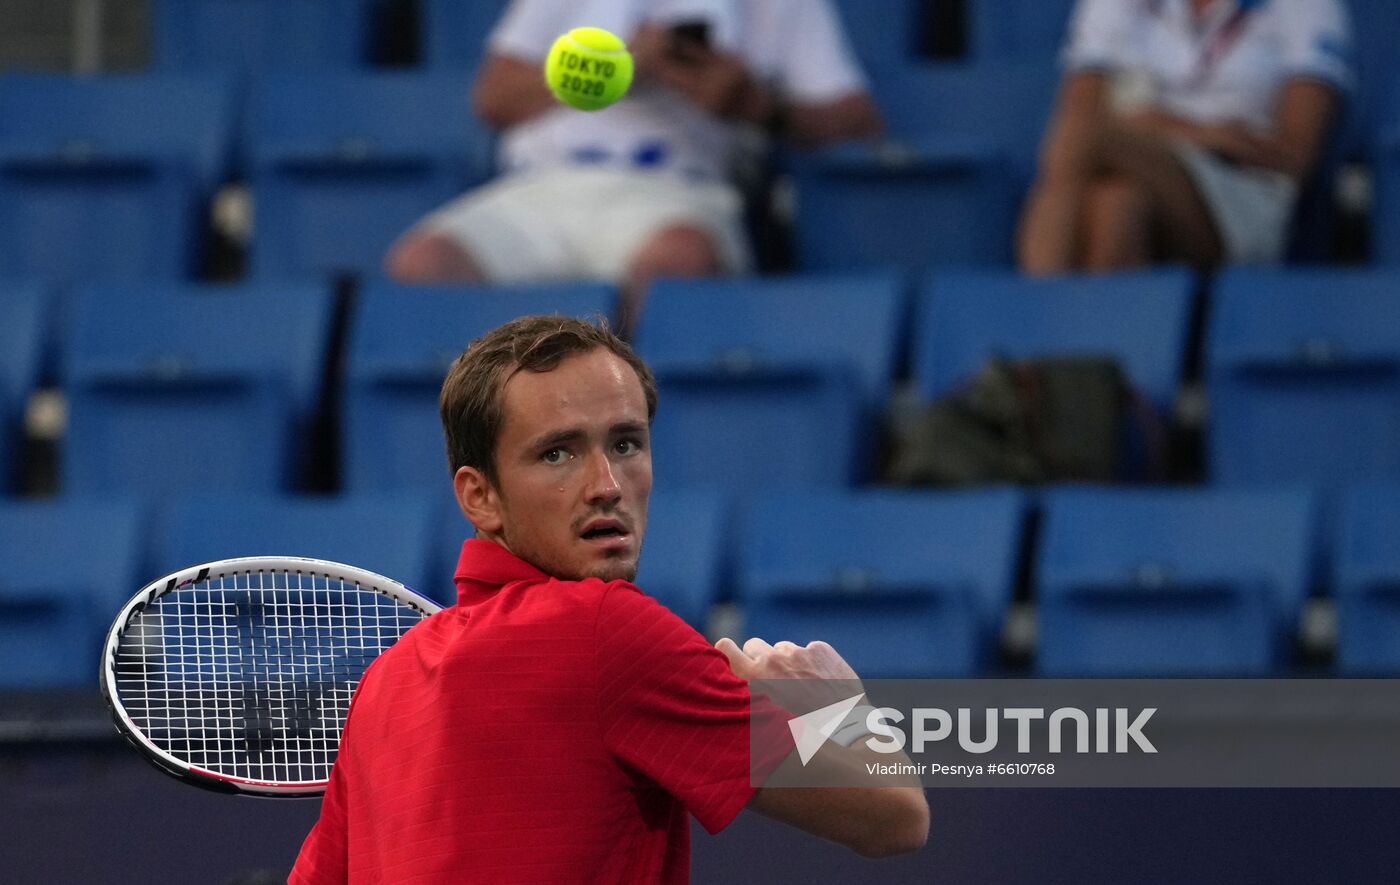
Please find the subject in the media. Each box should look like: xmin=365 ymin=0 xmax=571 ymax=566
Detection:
xmin=629 ymin=225 xmax=724 ymax=280
xmin=384 ymin=233 xmax=484 ymax=284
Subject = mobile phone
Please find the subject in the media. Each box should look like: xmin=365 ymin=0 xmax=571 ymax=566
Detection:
xmin=668 ymin=19 xmax=711 ymax=57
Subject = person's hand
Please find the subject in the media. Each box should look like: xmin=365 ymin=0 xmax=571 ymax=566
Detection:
xmin=1123 ymin=110 xmax=1278 ymax=165
xmin=630 ymin=23 xmax=755 ymax=119
xmin=628 ymin=23 xmax=673 ymax=82
xmin=716 ymin=637 xmax=863 ymax=681
xmin=715 ymin=637 xmax=866 ymax=713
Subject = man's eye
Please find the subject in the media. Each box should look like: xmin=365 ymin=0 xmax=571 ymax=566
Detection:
xmin=542 ymin=448 xmax=568 ymax=464
xmin=616 ymin=439 xmax=641 ymax=455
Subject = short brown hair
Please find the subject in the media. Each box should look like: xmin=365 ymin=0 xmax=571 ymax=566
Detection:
xmin=439 ymin=315 xmax=658 ymax=482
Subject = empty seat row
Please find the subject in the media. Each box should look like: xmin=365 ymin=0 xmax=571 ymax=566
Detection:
xmin=3 ymin=267 xmax=1399 ymax=504
xmin=0 ymin=70 xmax=492 ymax=282
xmin=6 ymin=482 xmax=1400 ymax=688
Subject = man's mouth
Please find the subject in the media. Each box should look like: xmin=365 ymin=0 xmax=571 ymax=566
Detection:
xmin=580 ymin=518 xmax=631 ymax=545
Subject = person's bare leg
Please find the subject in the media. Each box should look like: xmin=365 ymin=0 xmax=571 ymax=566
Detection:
xmin=1090 ymin=123 xmax=1225 ymax=268
xmin=1018 ymin=173 xmax=1090 ymax=275
xmin=384 ymin=232 xmax=487 ymax=284
xmin=619 ymin=224 xmax=723 ymax=335
xmin=1082 ymin=175 xmax=1154 ymax=271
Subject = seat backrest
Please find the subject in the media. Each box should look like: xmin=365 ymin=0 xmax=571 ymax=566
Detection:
xmin=831 ymin=0 xmax=928 ymax=73
xmin=63 ymin=281 xmax=334 ymax=495
xmin=151 ymin=0 xmax=377 ymax=71
xmin=1036 ymin=485 xmax=1317 ymax=675
xmin=741 ymin=487 xmax=1024 ymax=618
xmin=158 ymin=493 xmax=439 ymax=602
xmin=1337 ymin=482 xmax=1400 ymax=590
xmin=1039 ymin=486 xmax=1316 ymax=609
xmin=635 ymin=274 xmax=905 ymax=408
xmin=1344 ymin=0 xmax=1400 ymax=156
xmin=915 ymin=268 xmax=1194 ymax=412
xmin=966 ymin=0 xmax=1076 ymax=60
xmin=345 ymin=282 xmax=618 ymax=492
xmin=0 ymin=280 xmax=48 ymax=492
xmin=0 ymin=73 xmax=236 ymax=281
xmin=421 ymin=0 xmax=513 ymax=71
xmin=634 ymin=275 xmax=905 ymax=491
xmin=245 ymin=70 xmax=495 ymax=278
xmin=1207 ymin=267 xmax=1400 ymax=492
xmin=865 ymin=59 xmax=1059 ymax=178
xmin=1334 ymin=482 xmax=1400 ymax=672
xmin=0 ymin=498 xmax=145 ymax=687
xmin=737 ymin=488 xmax=1025 ymax=675
xmin=246 ymin=70 xmax=491 ymax=165
xmin=0 ymin=71 xmax=235 ymax=188
xmin=633 ymin=486 xmax=729 ymax=630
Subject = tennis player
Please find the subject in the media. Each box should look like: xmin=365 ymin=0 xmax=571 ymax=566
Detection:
xmin=290 ymin=316 xmax=928 ymax=883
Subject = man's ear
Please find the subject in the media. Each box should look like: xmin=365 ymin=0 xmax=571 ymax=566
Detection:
xmin=454 ymin=466 xmax=502 ymax=536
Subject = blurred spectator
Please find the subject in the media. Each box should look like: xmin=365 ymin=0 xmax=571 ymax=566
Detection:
xmin=1017 ymin=0 xmax=1351 ymax=275
xmin=385 ymin=0 xmax=881 ymax=326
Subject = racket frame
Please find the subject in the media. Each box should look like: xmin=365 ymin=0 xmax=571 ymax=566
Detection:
xmin=99 ymin=556 xmax=441 ymax=797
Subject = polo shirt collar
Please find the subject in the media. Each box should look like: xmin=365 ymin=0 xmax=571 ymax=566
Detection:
xmin=453 ymin=538 xmax=549 ymax=606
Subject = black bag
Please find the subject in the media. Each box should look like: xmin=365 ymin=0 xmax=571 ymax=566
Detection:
xmin=884 ymin=355 xmax=1160 ymax=487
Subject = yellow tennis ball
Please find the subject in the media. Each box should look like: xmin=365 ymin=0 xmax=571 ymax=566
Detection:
xmin=544 ymin=27 xmax=634 ymax=112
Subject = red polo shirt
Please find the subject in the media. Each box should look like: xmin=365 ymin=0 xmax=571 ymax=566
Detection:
xmin=290 ymin=539 xmax=794 ymax=884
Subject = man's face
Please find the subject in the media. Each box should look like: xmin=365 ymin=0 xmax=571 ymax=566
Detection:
xmin=481 ymin=348 xmax=652 ymax=582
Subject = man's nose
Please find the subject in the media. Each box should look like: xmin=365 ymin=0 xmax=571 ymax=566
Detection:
xmin=584 ymin=448 xmax=622 ymax=503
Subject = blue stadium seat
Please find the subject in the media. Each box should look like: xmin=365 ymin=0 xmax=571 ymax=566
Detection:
xmin=345 ymin=282 xmax=617 ymax=492
xmin=791 ymin=61 xmax=1056 ymax=270
xmin=0 ymin=281 xmax=49 ymax=494
xmin=737 ymin=488 xmax=1025 ymax=677
xmin=1345 ymin=0 xmax=1400 ymax=153
xmin=1207 ymin=268 xmax=1400 ymax=514
xmin=633 ymin=274 xmax=904 ymax=491
xmin=915 ymin=268 xmax=1193 ymax=412
xmin=421 ymin=0 xmax=512 ymax=72
xmin=966 ymin=0 xmax=1076 ymax=59
xmin=830 ymin=0 xmax=927 ymax=73
xmin=1336 ymin=483 xmax=1400 ymax=674
xmin=633 ymin=487 xmax=729 ymax=630
xmin=1037 ymin=487 xmax=1316 ymax=676
xmin=0 ymin=72 xmax=235 ymax=282
xmin=63 ymin=281 xmax=334 ymax=497
xmin=1367 ymin=68 xmax=1400 ymax=261
xmin=151 ymin=0 xmax=377 ymax=71
xmin=159 ymin=493 xmax=440 ymax=603
xmin=0 ymin=499 xmax=144 ymax=688
xmin=246 ymin=71 xmax=495 ymax=279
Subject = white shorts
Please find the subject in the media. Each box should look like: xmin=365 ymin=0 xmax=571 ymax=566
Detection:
xmin=1171 ymin=141 xmax=1299 ymax=264
xmin=413 ymin=167 xmax=752 ymax=283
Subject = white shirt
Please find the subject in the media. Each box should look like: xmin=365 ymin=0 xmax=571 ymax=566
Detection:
xmin=1062 ymin=0 xmax=1353 ymax=133
xmin=487 ymin=0 xmax=868 ymax=180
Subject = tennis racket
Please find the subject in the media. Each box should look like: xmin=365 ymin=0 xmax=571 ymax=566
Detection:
xmin=100 ymin=556 xmax=441 ymax=797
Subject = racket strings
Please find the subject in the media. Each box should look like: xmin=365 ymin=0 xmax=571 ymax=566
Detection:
xmin=112 ymin=569 xmax=425 ymax=785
